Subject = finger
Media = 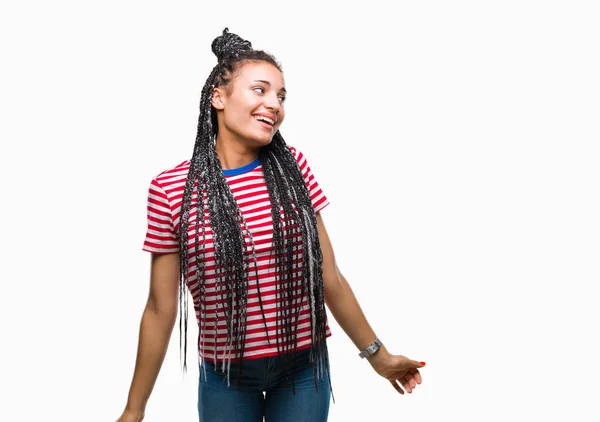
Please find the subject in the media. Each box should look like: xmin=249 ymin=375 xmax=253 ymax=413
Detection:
xmin=401 ymin=376 xmax=413 ymax=394
xmin=406 ymin=373 xmax=417 ymax=390
xmin=413 ymin=370 xmax=423 ymax=385
xmin=406 ymin=368 xmax=422 ymax=385
xmin=390 ymin=379 xmax=405 ymax=395
xmin=408 ymin=360 xmax=426 ymax=369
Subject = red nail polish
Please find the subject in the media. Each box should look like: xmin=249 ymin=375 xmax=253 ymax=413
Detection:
xmin=420 ymin=362 xmax=426 ymax=366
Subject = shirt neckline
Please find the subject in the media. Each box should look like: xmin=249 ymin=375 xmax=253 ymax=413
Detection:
xmin=221 ymin=156 xmax=261 ymax=177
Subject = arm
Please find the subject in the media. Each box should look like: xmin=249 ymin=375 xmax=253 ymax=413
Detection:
xmin=316 ymin=213 xmax=381 ymax=356
xmin=117 ymin=253 xmax=180 ymax=421
xmin=316 ymin=213 xmax=425 ymax=394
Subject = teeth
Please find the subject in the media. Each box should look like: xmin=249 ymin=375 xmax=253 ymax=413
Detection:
xmin=255 ymin=115 xmax=274 ymax=125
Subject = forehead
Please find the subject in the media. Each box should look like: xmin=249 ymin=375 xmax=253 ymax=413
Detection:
xmin=235 ymin=62 xmax=285 ymax=88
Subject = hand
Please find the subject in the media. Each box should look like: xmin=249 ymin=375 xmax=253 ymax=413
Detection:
xmin=366 ymin=346 xmax=425 ymax=395
xmin=116 ymin=409 xmax=145 ymax=422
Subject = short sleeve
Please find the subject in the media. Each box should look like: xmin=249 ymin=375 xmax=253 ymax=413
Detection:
xmin=288 ymin=146 xmax=330 ymax=214
xmin=142 ymin=178 xmax=179 ymax=253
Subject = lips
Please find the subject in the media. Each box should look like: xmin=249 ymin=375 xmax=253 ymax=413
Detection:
xmin=255 ymin=118 xmax=274 ymax=131
xmin=253 ymin=113 xmax=276 ymax=131
xmin=253 ymin=113 xmax=276 ymax=125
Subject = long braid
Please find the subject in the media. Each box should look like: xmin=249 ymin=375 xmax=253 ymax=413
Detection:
xmin=178 ymin=62 xmax=221 ymax=373
xmin=177 ymin=28 xmax=333 ymax=398
xmin=261 ymin=134 xmax=333 ymax=396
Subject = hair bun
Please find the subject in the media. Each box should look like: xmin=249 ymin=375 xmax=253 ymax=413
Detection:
xmin=211 ymin=28 xmax=253 ymax=63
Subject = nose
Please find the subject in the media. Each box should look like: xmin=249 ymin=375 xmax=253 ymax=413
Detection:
xmin=264 ymin=93 xmax=281 ymax=114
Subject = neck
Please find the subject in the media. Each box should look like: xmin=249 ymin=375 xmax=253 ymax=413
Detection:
xmin=215 ymin=135 xmax=260 ymax=170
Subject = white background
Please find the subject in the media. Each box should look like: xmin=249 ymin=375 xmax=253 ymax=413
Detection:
xmin=1 ymin=1 xmax=599 ymax=421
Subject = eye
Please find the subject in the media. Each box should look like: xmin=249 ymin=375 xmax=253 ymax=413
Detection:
xmin=253 ymin=87 xmax=265 ymax=94
xmin=278 ymin=96 xmax=287 ymax=104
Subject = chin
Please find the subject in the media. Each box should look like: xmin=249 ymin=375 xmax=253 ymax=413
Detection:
xmin=258 ymin=137 xmax=274 ymax=147
xmin=250 ymin=132 xmax=275 ymax=146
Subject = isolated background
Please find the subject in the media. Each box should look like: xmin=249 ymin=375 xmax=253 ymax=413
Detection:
xmin=1 ymin=0 xmax=599 ymax=421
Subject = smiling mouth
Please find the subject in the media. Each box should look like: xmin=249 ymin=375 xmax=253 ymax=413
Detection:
xmin=254 ymin=116 xmax=275 ymax=130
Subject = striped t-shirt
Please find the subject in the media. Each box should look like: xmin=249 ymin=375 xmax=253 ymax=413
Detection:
xmin=142 ymin=146 xmax=332 ymax=361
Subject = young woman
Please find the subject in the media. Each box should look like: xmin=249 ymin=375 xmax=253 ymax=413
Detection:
xmin=116 ymin=28 xmax=426 ymax=422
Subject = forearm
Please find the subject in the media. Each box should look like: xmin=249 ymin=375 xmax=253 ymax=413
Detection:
xmin=324 ymin=275 xmax=390 ymax=360
xmin=124 ymin=305 xmax=177 ymax=414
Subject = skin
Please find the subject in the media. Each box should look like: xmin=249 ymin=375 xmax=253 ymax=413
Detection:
xmin=211 ymin=61 xmax=286 ymax=170
xmin=117 ymin=61 xmax=424 ymax=422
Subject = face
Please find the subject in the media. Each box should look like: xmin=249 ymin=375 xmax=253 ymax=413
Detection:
xmin=212 ymin=61 xmax=286 ymax=147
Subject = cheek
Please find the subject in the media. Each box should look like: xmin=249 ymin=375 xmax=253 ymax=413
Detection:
xmin=228 ymin=93 xmax=254 ymax=115
xmin=277 ymin=110 xmax=286 ymax=126
xmin=226 ymin=102 xmax=250 ymax=123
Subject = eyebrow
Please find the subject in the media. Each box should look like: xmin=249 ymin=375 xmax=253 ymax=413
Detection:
xmin=253 ymin=80 xmax=287 ymax=94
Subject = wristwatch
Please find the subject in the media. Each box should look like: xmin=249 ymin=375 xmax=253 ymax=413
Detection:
xmin=358 ymin=337 xmax=382 ymax=359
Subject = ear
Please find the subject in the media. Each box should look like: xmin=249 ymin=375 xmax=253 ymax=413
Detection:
xmin=212 ymin=87 xmax=226 ymax=110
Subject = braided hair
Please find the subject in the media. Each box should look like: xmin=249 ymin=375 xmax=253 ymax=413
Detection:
xmin=177 ymin=28 xmax=333 ymax=397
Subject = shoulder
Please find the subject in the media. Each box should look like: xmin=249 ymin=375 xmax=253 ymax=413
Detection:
xmin=286 ymin=145 xmax=315 ymax=175
xmin=286 ymin=145 xmax=306 ymax=165
xmin=149 ymin=159 xmax=191 ymax=190
xmin=145 ymin=160 xmax=191 ymax=202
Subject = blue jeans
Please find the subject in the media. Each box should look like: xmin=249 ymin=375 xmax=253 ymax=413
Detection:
xmin=198 ymin=347 xmax=331 ymax=421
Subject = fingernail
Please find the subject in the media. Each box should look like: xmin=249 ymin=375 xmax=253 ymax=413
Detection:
xmin=420 ymin=362 xmax=426 ymax=366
